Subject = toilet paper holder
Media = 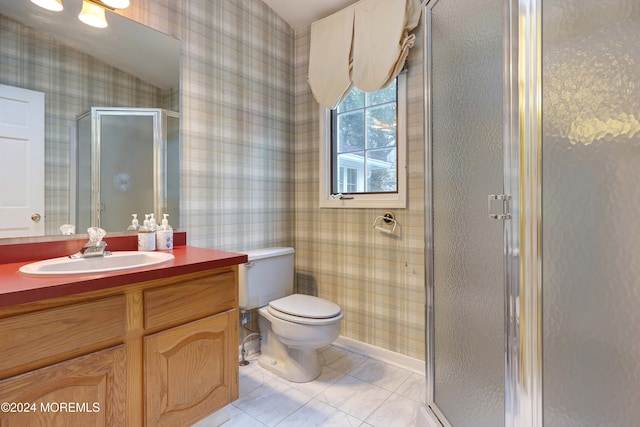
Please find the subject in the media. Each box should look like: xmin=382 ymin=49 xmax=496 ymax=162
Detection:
xmin=373 ymin=211 xmax=398 ymax=235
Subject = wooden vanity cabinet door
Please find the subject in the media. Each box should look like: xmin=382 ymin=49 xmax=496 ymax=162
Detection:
xmin=144 ymin=310 xmax=238 ymax=427
xmin=143 ymin=269 xmax=236 ymax=331
xmin=0 ymin=345 xmax=126 ymax=427
xmin=0 ymin=295 xmax=126 ymax=377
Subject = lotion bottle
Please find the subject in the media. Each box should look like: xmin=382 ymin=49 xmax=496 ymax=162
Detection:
xmin=138 ymin=214 xmax=156 ymax=251
xmin=156 ymin=214 xmax=173 ymax=250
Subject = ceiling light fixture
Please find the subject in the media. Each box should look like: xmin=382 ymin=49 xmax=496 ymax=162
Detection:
xmin=78 ymin=0 xmax=108 ymax=28
xmin=30 ymin=0 xmax=64 ymax=12
xmin=31 ymin=0 xmax=131 ymax=29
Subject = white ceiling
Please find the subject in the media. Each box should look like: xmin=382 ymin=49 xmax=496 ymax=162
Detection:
xmin=260 ymin=0 xmax=359 ymax=30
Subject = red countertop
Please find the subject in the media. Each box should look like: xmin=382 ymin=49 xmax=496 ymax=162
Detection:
xmin=0 ymin=236 xmax=247 ymax=309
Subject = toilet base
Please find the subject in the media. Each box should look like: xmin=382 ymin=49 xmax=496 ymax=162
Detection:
xmin=258 ymin=329 xmax=321 ymax=383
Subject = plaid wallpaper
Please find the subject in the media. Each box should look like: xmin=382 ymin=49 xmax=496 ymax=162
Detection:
xmin=293 ymin=26 xmax=426 ymax=360
xmin=0 ymin=0 xmax=424 ymax=360
xmin=132 ymin=0 xmax=297 ymax=252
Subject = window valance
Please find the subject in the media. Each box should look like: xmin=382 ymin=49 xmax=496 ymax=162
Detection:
xmin=308 ymin=0 xmax=422 ymax=109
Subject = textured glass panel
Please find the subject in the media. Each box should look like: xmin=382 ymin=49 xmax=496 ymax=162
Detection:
xmin=542 ymin=1 xmax=640 ymax=426
xmin=430 ymin=0 xmax=504 ymax=425
xmin=166 ymin=115 xmax=180 ymax=228
xmin=99 ymin=114 xmax=154 ymax=231
xmin=76 ymin=113 xmax=92 ymax=232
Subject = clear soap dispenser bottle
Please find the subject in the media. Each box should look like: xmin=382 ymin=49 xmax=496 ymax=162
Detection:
xmin=156 ymin=214 xmax=173 ymax=250
xmin=127 ymin=214 xmax=140 ymax=231
xmin=138 ymin=214 xmax=156 ymax=251
xmin=149 ymin=213 xmax=158 ymax=231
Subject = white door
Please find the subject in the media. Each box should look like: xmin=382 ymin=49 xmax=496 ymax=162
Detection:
xmin=0 ymin=85 xmax=45 ymax=238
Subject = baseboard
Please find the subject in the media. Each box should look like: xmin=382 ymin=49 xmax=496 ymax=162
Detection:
xmin=238 ymin=334 xmax=426 ymax=375
xmin=202 ymin=405 xmax=230 ymax=427
xmin=332 ymin=336 xmax=426 ymax=375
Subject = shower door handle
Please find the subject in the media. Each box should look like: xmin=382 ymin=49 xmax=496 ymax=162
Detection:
xmin=488 ymin=194 xmax=512 ymax=220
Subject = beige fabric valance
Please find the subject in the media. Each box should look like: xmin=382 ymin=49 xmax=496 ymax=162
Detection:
xmin=307 ymin=6 xmax=356 ymax=110
xmin=308 ymin=0 xmax=422 ymax=109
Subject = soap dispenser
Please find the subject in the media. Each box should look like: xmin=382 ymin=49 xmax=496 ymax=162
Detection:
xmin=127 ymin=214 xmax=140 ymax=231
xmin=156 ymin=214 xmax=174 ymax=250
xmin=137 ymin=214 xmax=156 ymax=251
xmin=149 ymin=213 xmax=158 ymax=231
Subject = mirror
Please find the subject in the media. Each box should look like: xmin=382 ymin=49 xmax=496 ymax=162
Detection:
xmin=0 ymin=0 xmax=180 ymax=240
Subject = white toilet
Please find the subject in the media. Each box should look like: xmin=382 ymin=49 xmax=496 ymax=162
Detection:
xmin=238 ymin=247 xmax=343 ymax=382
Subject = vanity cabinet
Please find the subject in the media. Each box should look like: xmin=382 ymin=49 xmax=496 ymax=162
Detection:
xmin=0 ymin=266 xmax=239 ymax=427
xmin=143 ymin=269 xmax=238 ymax=426
xmin=0 ymin=345 xmax=126 ymax=426
xmin=145 ymin=312 xmax=236 ymax=426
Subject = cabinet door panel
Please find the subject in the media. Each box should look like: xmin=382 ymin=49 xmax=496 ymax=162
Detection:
xmin=145 ymin=310 xmax=237 ymax=427
xmin=0 ymin=345 xmax=126 ymax=427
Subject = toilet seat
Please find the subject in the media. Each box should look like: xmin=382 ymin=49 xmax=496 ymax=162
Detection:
xmin=267 ymin=294 xmax=343 ymax=326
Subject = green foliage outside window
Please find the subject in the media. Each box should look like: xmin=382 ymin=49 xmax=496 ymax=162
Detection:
xmin=331 ymin=79 xmax=398 ymax=194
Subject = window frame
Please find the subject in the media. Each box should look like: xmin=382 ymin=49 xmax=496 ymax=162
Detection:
xmin=319 ymin=72 xmax=407 ymax=209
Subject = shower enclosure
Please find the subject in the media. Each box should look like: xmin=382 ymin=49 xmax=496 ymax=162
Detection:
xmin=420 ymin=0 xmax=640 ymax=426
xmin=75 ymin=107 xmax=179 ymax=233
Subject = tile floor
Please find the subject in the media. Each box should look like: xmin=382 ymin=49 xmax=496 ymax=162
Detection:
xmin=194 ymin=345 xmax=425 ymax=427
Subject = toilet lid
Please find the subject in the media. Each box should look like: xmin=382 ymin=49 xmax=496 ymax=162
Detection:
xmin=268 ymin=294 xmax=342 ymax=319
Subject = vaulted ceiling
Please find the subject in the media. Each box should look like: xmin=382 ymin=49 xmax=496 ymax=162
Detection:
xmin=260 ymin=0 xmax=358 ymax=30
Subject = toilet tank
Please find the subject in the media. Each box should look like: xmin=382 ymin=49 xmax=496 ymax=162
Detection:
xmin=238 ymin=247 xmax=295 ymax=310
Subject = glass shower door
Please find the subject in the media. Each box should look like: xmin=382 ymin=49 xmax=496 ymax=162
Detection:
xmin=542 ymin=1 xmax=640 ymax=425
xmin=98 ymin=113 xmax=157 ymax=232
xmin=426 ymin=0 xmax=505 ymax=425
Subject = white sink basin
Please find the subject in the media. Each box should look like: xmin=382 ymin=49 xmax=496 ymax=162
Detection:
xmin=19 ymin=251 xmax=175 ymax=276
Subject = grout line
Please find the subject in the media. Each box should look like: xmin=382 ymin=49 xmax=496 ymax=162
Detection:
xmin=222 ymin=344 xmax=422 ymax=427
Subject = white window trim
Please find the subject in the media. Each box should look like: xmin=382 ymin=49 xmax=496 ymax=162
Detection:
xmin=319 ymin=73 xmax=407 ymax=209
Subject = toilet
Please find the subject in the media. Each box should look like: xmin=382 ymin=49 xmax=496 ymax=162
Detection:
xmin=238 ymin=247 xmax=343 ymax=382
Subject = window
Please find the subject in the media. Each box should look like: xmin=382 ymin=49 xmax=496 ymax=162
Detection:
xmin=319 ymin=73 xmax=406 ymax=208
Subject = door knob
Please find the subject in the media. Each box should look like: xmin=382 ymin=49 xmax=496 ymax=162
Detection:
xmin=31 ymin=213 xmax=42 ymax=222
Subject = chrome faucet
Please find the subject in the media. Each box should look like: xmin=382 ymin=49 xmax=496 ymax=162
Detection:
xmin=69 ymin=227 xmax=111 ymax=259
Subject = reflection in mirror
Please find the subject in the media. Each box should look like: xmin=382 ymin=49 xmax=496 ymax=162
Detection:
xmin=0 ymin=0 xmax=180 ymax=240
xmin=75 ymin=107 xmax=179 ymax=232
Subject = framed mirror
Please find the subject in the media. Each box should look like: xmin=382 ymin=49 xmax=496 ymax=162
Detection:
xmin=0 ymin=0 xmax=180 ymax=241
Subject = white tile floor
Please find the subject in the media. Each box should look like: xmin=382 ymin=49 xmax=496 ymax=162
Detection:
xmin=193 ymin=345 xmax=425 ymax=427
